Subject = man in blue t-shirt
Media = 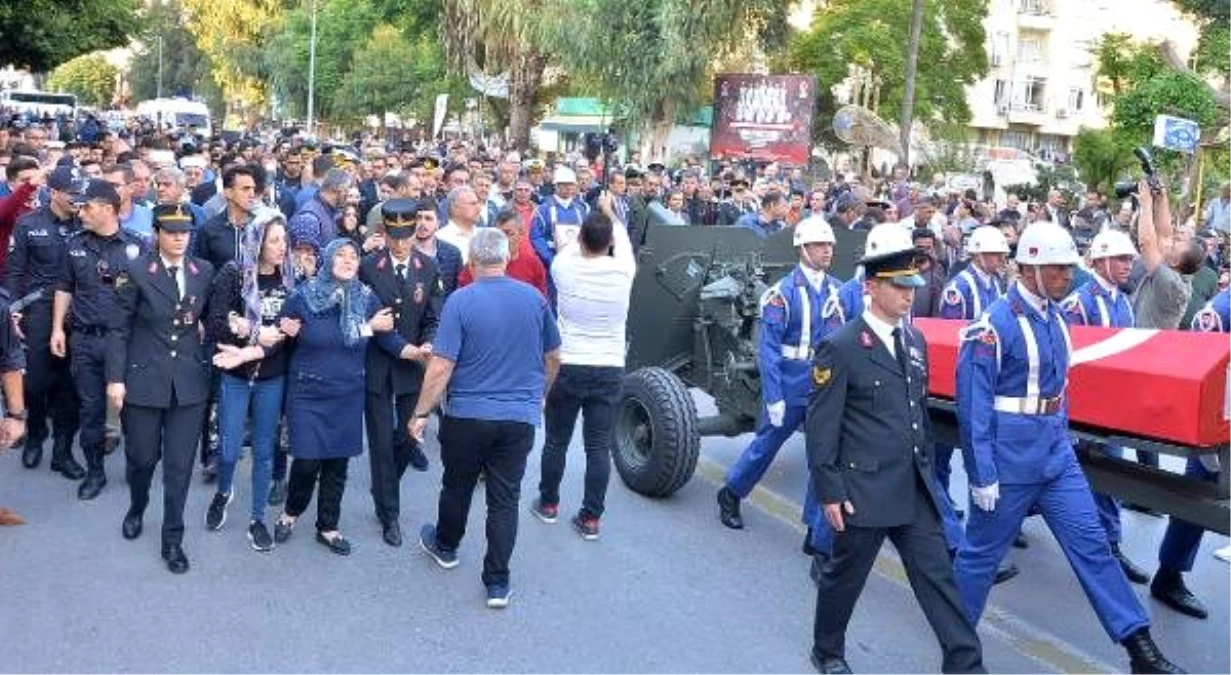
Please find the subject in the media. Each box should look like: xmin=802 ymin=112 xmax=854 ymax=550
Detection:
xmin=410 ymin=227 xmax=561 ymax=610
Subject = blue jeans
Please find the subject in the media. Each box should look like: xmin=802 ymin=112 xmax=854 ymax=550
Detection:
xmin=217 ymin=373 xmax=286 ymax=522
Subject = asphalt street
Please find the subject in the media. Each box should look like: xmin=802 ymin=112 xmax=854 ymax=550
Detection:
xmin=0 ymin=392 xmax=1227 ymax=673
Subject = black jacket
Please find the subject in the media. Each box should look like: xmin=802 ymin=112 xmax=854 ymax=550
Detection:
xmin=359 ymin=249 xmax=442 ymax=396
xmin=107 ymin=254 xmax=216 ymax=408
xmin=193 ymin=211 xmax=249 ymax=271
xmin=804 ymin=317 xmax=944 ymax=528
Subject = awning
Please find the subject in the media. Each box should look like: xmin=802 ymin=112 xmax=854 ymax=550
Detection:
xmin=537 ymin=115 xmax=609 ymax=134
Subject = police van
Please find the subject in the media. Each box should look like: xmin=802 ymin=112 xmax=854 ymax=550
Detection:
xmin=134 ymin=97 xmax=213 ymax=138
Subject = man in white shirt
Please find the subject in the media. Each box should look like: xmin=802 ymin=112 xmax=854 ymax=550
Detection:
xmin=436 ymin=187 xmax=482 ymax=264
xmin=529 ymin=193 xmax=635 ymax=541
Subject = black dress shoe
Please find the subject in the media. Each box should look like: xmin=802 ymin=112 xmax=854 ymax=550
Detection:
xmin=1122 ymin=627 xmax=1185 ymax=673
xmin=810 ymin=650 xmax=852 ymax=674
xmin=993 ymin=562 xmax=1020 ymax=585
xmin=77 ymin=472 xmax=106 ymax=500
xmin=408 ymin=445 xmax=429 ymax=472
xmin=51 ymin=457 xmax=86 ymax=480
xmin=316 ymin=531 xmax=352 ymax=556
xmin=1112 ymin=544 xmax=1150 ymax=585
xmin=1012 ymin=532 xmax=1029 ymax=549
xmin=1150 ymin=570 xmax=1208 ymax=619
xmin=161 ymin=544 xmax=190 ymax=574
xmin=122 ymin=510 xmax=143 ymax=540
xmin=382 ymin=521 xmax=403 ymax=547
xmin=717 ymin=487 xmax=743 ymax=530
xmin=21 ymin=442 xmax=43 ymax=469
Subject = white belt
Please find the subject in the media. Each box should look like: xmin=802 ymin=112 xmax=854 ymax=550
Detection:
xmin=993 ymin=395 xmax=1064 ymax=415
xmin=781 ymin=345 xmax=811 ymax=360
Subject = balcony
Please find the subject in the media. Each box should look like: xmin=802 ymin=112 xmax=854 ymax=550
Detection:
xmin=1017 ymin=0 xmax=1055 ymax=29
xmin=1006 ymin=103 xmax=1049 ymax=126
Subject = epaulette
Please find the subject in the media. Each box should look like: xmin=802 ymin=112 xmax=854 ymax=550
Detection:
xmin=959 ymin=318 xmax=998 ymax=345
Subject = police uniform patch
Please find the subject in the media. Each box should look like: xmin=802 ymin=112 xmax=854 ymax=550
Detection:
xmin=115 ymin=275 xmax=128 ymax=289
xmin=1197 ymin=310 xmax=1218 ymax=332
xmin=943 ymin=287 xmax=962 ymax=306
xmin=414 ymin=282 xmax=425 ymax=304
xmin=126 ymin=244 xmax=141 ymax=260
xmin=812 ymin=366 xmax=832 ymax=387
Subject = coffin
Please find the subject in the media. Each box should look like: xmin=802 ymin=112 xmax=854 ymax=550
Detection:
xmin=915 ymin=318 xmax=1230 ymax=449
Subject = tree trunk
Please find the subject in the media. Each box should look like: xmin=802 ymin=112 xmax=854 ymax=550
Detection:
xmin=506 ymin=48 xmax=548 ymax=151
xmin=898 ymin=0 xmax=926 ymax=166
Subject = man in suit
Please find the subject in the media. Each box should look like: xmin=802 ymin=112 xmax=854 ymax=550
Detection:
xmin=360 ymin=199 xmax=443 ymax=547
xmin=106 ymin=204 xmax=216 ymax=574
xmin=804 ymin=223 xmax=984 ymax=675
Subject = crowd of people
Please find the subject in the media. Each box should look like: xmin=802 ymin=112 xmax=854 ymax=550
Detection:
xmin=0 ymin=115 xmax=1228 ymax=670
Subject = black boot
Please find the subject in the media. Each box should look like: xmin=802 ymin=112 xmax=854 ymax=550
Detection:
xmin=1150 ymin=568 xmax=1208 ymax=619
xmin=716 ymin=486 xmax=743 ymax=529
xmin=49 ymin=437 xmax=85 ymax=480
xmin=993 ymin=562 xmax=1020 ymax=585
xmin=21 ymin=440 xmax=43 ymax=469
xmin=78 ymin=451 xmax=106 ymax=501
xmin=1111 ymin=543 xmax=1150 ymax=584
xmin=1122 ymin=628 xmax=1185 ymax=673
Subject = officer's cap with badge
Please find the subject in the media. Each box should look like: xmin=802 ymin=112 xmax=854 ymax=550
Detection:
xmin=152 ymin=204 xmax=195 ymax=233
xmin=47 ymin=166 xmax=87 ymax=197
xmin=859 ymin=223 xmax=925 ymax=288
xmin=381 ymin=198 xmax=418 ymax=239
xmin=71 ymin=180 xmax=121 ymax=208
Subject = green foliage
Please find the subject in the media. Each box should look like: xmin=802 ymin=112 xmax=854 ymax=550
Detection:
xmin=1193 ymin=24 xmax=1230 ymax=78
xmin=1004 ymin=164 xmax=1081 ymax=205
xmin=1111 ymin=70 xmax=1223 ymax=137
xmin=47 ymin=54 xmax=118 ymax=108
xmin=128 ymin=0 xmax=222 ymax=112
xmin=0 ymin=0 xmax=140 ymax=72
xmin=917 ymin=122 xmax=982 ymax=177
xmin=785 ymin=0 xmax=988 ymax=125
xmin=1071 ymin=127 xmax=1138 ymax=194
xmin=335 ymin=25 xmax=428 ymax=122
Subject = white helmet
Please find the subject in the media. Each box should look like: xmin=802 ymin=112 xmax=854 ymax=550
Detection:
xmin=793 ymin=216 xmax=836 ymax=247
xmin=1088 ymin=230 xmax=1139 ymax=260
xmin=553 ymin=166 xmax=577 ymax=184
xmin=1015 ymin=221 xmax=1080 ymax=266
xmin=859 ymin=222 xmax=916 ymax=263
xmin=967 ymin=226 xmax=1010 ymax=254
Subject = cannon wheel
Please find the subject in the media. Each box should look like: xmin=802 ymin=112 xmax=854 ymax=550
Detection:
xmin=613 ymin=367 xmax=700 ymax=497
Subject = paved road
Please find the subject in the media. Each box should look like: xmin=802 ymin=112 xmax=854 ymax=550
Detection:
xmin=0 ymin=396 xmax=1226 ymax=673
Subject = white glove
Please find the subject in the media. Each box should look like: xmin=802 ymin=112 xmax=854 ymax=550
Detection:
xmin=766 ymin=401 xmax=786 ymax=428
xmin=971 ymin=482 xmax=1000 ymax=512
xmin=1198 ymin=453 xmax=1222 ymax=474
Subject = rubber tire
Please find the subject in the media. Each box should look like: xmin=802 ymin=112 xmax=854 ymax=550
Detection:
xmin=613 ymin=367 xmax=700 ymax=497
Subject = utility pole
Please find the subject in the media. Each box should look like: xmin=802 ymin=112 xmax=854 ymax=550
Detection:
xmin=306 ymin=0 xmax=319 ymax=135
xmin=157 ymin=34 xmax=164 ymax=98
xmin=899 ymin=0 xmax=925 ymax=166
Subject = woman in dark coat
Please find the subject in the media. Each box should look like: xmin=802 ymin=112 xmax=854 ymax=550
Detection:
xmin=271 ymin=238 xmax=395 ymax=555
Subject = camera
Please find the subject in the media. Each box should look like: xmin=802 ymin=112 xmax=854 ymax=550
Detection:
xmin=583 ymin=129 xmax=619 ymax=162
xmin=1114 ymin=146 xmax=1161 ymax=199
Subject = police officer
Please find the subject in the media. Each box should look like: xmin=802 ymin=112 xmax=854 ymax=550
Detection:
xmin=952 ymin=222 xmax=1183 ymax=674
xmin=359 ymin=198 xmax=442 ymax=547
xmin=1148 ymin=286 xmax=1229 ymax=620
xmin=52 ymin=180 xmax=147 ymax=500
xmin=107 ymin=204 xmax=215 ymax=573
xmin=1060 ymin=229 xmax=1150 ymax=584
xmin=529 ymin=166 xmax=590 ymax=272
xmin=805 ymin=223 xmax=984 ymax=675
xmin=717 ymin=217 xmax=844 ymax=552
xmin=8 ymin=166 xmax=83 ymax=477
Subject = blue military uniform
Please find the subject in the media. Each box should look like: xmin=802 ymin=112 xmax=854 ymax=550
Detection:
xmin=529 ymin=195 xmax=589 ymax=270
xmin=837 ymin=267 xmax=865 ymax=318
xmin=723 ymin=266 xmax=844 ymax=542
xmin=952 ymin=283 xmax=1150 ymax=643
xmin=939 ymin=267 xmax=1006 ymax=321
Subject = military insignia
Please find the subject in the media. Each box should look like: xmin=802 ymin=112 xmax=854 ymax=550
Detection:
xmin=115 ymin=275 xmax=128 ymax=289
xmin=1197 ymin=310 xmax=1219 ymax=332
xmin=413 ymin=257 xmax=422 ymax=270
xmin=943 ymin=288 xmax=962 ymax=306
xmin=981 ymin=331 xmax=996 ymax=345
xmin=126 ymin=244 xmax=140 ymax=260
xmin=860 ymin=331 xmax=873 ymax=348
xmin=377 ymin=255 xmax=386 ymax=270
xmin=188 ymin=261 xmax=199 ymax=275
xmin=183 ymin=311 xmax=194 ymax=324
xmin=413 ymin=282 xmax=425 ymax=304
xmin=812 ymin=366 xmax=832 ymax=387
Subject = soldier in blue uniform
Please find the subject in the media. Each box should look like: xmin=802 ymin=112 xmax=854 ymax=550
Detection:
xmin=1147 ymin=287 xmax=1230 ymax=621
xmin=51 ymin=181 xmax=147 ymax=500
xmin=716 ymin=217 xmax=845 ymax=558
xmin=952 ymin=222 xmax=1182 ymax=674
xmin=1060 ymin=229 xmax=1150 ymax=584
xmin=8 ymin=166 xmax=83 ymax=478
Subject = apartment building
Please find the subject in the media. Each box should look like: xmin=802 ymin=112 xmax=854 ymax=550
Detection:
xmin=965 ymin=0 xmax=1199 ymax=158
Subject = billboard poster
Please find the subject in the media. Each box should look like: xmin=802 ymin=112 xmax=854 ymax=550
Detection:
xmin=710 ymin=74 xmax=818 ymax=165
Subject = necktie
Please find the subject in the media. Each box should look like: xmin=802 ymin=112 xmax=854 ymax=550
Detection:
xmin=167 ymin=266 xmax=181 ymax=299
xmin=891 ymin=327 xmax=909 ymax=375
xmin=395 ymin=263 xmax=407 ymax=282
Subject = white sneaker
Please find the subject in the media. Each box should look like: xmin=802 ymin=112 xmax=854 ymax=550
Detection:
xmin=1214 ymin=545 xmax=1230 ymax=563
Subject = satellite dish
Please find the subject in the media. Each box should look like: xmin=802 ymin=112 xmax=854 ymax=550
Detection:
xmin=832 ymin=105 xmax=901 ymax=154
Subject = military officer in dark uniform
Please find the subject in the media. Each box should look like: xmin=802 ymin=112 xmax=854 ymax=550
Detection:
xmin=52 ymin=180 xmax=147 ymax=500
xmin=360 ymin=198 xmax=442 ymax=547
xmin=107 ymin=204 xmax=215 ymax=574
xmin=8 ymin=166 xmax=84 ymax=477
xmin=804 ymin=223 xmax=984 ymax=675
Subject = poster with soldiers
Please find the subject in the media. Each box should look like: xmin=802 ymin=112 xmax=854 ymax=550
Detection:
xmin=710 ymin=74 xmax=818 ymax=165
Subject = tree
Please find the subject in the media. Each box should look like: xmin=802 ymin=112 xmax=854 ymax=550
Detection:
xmin=786 ymin=0 xmax=989 ymax=136
xmin=548 ymin=0 xmax=789 ymax=158
xmin=128 ymin=0 xmax=221 ymax=110
xmin=1071 ymin=127 xmax=1137 ymax=195
xmin=181 ymin=0 xmax=284 ymax=114
xmin=335 ymin=25 xmax=422 ymax=125
xmin=0 ymin=0 xmax=140 ymax=72
xmin=47 ymin=54 xmax=118 ymax=108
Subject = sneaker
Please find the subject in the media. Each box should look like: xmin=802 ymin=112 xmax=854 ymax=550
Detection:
xmin=530 ymin=498 xmax=558 ymax=524
xmin=571 ymin=513 xmax=600 ymax=541
xmin=486 ymin=583 xmax=511 ymax=609
xmin=418 ymin=524 xmax=459 ymax=569
xmin=205 ymin=491 xmax=233 ymax=531
xmin=248 ymin=520 xmax=274 ymax=552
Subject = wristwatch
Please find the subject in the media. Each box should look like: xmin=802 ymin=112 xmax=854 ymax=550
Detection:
xmin=5 ymin=409 xmax=28 ymax=421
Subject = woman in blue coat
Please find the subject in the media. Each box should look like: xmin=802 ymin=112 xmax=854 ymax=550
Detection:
xmin=271 ymin=238 xmax=395 ymax=555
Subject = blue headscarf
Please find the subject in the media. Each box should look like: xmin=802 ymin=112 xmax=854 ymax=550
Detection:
xmin=299 ymin=238 xmax=372 ymax=346
xmin=238 ymin=207 xmax=295 ymax=330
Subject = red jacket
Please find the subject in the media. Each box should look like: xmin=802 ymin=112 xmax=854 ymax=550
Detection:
xmin=457 ymin=237 xmax=548 ymax=297
xmin=0 ymin=181 xmax=38 ymax=278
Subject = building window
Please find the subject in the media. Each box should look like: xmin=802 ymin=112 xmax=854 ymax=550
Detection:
xmin=1002 ymin=129 xmax=1032 ymax=150
xmin=1019 ymin=0 xmax=1050 ymax=15
xmin=991 ymin=32 xmax=1010 ymax=66
xmin=1067 ymin=88 xmax=1084 ymax=112
xmin=1017 ymin=35 xmax=1046 ymax=63
xmin=994 ymin=79 xmax=1009 ymax=107
xmin=1010 ymin=77 xmax=1047 ymax=112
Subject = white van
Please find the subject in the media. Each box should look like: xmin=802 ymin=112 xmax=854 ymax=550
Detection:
xmin=134 ymin=97 xmax=213 ymax=138
xmin=0 ymin=90 xmax=77 ymax=118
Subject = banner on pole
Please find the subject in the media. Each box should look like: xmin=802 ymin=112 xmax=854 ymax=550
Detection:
xmin=1152 ymin=114 xmax=1200 ymax=154
xmin=709 ymin=74 xmax=817 ymax=165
